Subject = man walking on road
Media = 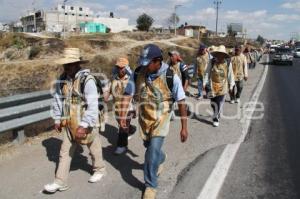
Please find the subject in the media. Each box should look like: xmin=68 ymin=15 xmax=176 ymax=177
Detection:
xmin=168 ymin=50 xmax=190 ymax=92
xmin=195 ymin=44 xmax=210 ymax=99
xmin=204 ymin=45 xmax=235 ymax=127
xmin=104 ymin=57 xmax=136 ymax=155
xmin=230 ymin=45 xmax=248 ymax=104
xmin=44 ymin=48 xmax=106 ymax=193
xmin=120 ymin=44 xmax=188 ymax=199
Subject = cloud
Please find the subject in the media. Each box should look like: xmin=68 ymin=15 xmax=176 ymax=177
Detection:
xmin=281 ymin=1 xmax=300 ymax=10
xmin=270 ymin=14 xmax=300 ymax=22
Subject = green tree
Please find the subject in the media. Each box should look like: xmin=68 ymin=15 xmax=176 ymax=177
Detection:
xmin=256 ymin=35 xmax=265 ymax=45
xmin=136 ymin=13 xmax=154 ymax=31
xmin=168 ymin=13 xmax=180 ymax=27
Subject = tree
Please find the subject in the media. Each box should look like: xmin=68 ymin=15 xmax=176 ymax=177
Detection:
xmin=227 ymin=25 xmax=237 ymax=37
xmin=136 ymin=13 xmax=154 ymax=32
xmin=167 ymin=13 xmax=180 ymax=27
xmin=256 ymin=35 xmax=265 ymax=45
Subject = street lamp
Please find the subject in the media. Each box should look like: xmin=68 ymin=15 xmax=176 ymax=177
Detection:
xmin=214 ymin=0 xmax=222 ymax=37
xmin=174 ymin=4 xmax=182 ymax=36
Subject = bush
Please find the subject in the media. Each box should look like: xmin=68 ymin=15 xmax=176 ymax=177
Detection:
xmin=28 ymin=46 xmax=41 ymax=59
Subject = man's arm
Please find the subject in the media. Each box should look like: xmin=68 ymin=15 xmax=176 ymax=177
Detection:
xmin=243 ymin=55 xmax=248 ymax=81
xmin=51 ymin=80 xmax=64 ymax=132
xmin=178 ymin=99 xmax=188 ymax=142
xmin=227 ymin=62 xmax=235 ymax=91
xmin=172 ymin=74 xmax=188 ymax=142
xmin=80 ymin=79 xmax=99 ymax=128
xmin=120 ymin=72 xmax=136 ymax=128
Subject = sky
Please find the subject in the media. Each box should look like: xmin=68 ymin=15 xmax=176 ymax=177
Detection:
xmin=1 ymin=0 xmax=300 ymax=40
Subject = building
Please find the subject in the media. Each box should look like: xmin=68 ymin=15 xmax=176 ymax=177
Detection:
xmin=21 ymin=4 xmax=132 ymax=33
xmin=0 ymin=23 xmax=10 ymax=32
xmin=177 ymin=25 xmax=207 ymax=39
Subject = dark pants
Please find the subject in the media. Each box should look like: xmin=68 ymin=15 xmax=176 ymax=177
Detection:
xmin=211 ymin=95 xmax=225 ymax=122
xmin=230 ymin=80 xmax=244 ymax=100
xmin=117 ymin=111 xmax=135 ymax=147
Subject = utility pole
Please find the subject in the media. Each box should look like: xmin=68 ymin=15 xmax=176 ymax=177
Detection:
xmin=63 ymin=0 xmax=68 ymax=39
xmin=214 ymin=0 xmax=222 ymax=37
xmin=32 ymin=0 xmax=37 ymax=32
xmin=174 ymin=4 xmax=182 ymax=36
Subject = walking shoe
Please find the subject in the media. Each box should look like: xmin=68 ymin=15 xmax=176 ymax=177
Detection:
xmin=157 ymin=153 xmax=167 ymax=176
xmin=44 ymin=182 xmax=69 ymax=193
xmin=143 ymin=187 xmax=157 ymax=199
xmin=88 ymin=170 xmax=106 ymax=183
xmin=114 ymin=146 xmax=127 ymax=155
xmin=213 ymin=121 xmax=220 ymax=127
xmin=197 ymin=96 xmax=202 ymax=100
xmin=235 ymin=98 xmax=240 ymax=103
xmin=230 ymin=100 xmax=235 ymax=104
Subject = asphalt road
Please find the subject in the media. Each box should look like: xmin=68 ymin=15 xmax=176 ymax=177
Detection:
xmin=218 ymin=58 xmax=300 ymax=199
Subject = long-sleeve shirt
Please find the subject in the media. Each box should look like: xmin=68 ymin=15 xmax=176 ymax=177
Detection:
xmin=51 ymin=69 xmax=99 ymax=128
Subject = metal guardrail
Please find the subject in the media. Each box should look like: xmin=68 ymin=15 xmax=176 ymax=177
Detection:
xmin=0 ymin=90 xmax=52 ymax=144
xmin=0 ymin=89 xmax=113 ymax=144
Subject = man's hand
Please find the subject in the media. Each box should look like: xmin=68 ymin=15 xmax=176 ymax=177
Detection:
xmin=54 ymin=123 xmax=62 ymax=133
xmin=180 ymin=128 xmax=188 ymax=143
xmin=76 ymin=126 xmax=88 ymax=139
xmin=244 ymin=77 xmax=248 ymax=81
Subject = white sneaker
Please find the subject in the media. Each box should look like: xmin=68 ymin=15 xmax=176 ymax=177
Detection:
xmin=100 ymin=123 xmax=105 ymax=132
xmin=235 ymin=98 xmax=240 ymax=103
xmin=213 ymin=121 xmax=220 ymax=127
xmin=197 ymin=96 xmax=202 ymax=100
xmin=44 ymin=182 xmax=69 ymax=193
xmin=230 ymin=100 xmax=235 ymax=104
xmin=88 ymin=171 xmax=105 ymax=183
xmin=114 ymin=147 xmax=127 ymax=155
xmin=128 ymin=135 xmax=133 ymax=140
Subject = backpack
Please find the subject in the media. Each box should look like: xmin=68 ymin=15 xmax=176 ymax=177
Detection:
xmin=79 ymin=74 xmax=105 ymax=111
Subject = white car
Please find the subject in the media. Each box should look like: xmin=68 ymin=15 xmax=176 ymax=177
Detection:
xmin=294 ymin=48 xmax=300 ymax=58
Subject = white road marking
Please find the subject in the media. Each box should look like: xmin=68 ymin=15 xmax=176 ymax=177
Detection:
xmin=197 ymin=56 xmax=270 ymax=199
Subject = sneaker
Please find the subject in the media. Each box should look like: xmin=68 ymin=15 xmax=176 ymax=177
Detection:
xmin=197 ymin=96 xmax=202 ymax=100
xmin=235 ymin=98 xmax=240 ymax=103
xmin=230 ymin=100 xmax=235 ymax=104
xmin=143 ymin=187 xmax=157 ymax=199
xmin=88 ymin=170 xmax=105 ymax=183
xmin=44 ymin=182 xmax=69 ymax=193
xmin=157 ymin=153 xmax=167 ymax=176
xmin=100 ymin=123 xmax=105 ymax=133
xmin=213 ymin=121 xmax=220 ymax=127
xmin=114 ymin=147 xmax=127 ymax=155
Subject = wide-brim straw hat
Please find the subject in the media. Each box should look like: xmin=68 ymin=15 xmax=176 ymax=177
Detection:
xmin=56 ymin=48 xmax=89 ymax=65
xmin=210 ymin=45 xmax=230 ymax=59
xmin=115 ymin=57 xmax=129 ymax=68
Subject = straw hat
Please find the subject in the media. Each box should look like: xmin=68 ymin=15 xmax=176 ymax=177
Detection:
xmin=115 ymin=57 xmax=129 ymax=68
xmin=56 ymin=48 xmax=89 ymax=65
xmin=210 ymin=45 xmax=230 ymax=58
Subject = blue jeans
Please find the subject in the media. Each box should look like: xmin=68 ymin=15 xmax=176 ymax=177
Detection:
xmin=143 ymin=137 xmax=166 ymax=188
xmin=197 ymin=78 xmax=203 ymax=97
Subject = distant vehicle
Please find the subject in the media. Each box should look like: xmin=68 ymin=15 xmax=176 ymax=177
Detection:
xmin=294 ymin=48 xmax=300 ymax=58
xmin=295 ymin=41 xmax=300 ymax=48
xmin=269 ymin=45 xmax=278 ymax=54
xmin=273 ymin=48 xmax=293 ymax=65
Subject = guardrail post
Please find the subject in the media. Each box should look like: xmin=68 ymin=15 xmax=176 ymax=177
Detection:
xmin=12 ymin=129 xmax=26 ymax=144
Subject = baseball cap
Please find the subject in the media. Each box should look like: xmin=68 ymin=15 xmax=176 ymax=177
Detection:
xmin=138 ymin=44 xmax=163 ymax=67
xmin=199 ymin=43 xmax=207 ymax=51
